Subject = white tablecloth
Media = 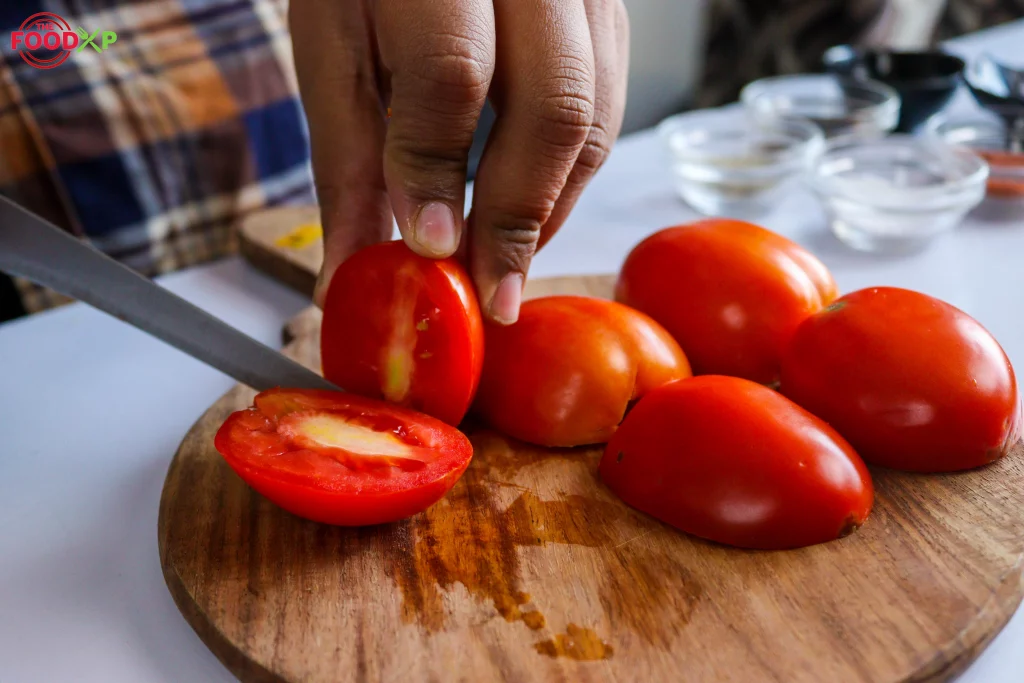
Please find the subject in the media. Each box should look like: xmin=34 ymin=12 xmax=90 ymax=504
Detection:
xmin=2 ymin=20 xmax=1023 ymax=683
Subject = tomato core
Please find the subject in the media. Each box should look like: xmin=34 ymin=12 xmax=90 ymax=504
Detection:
xmin=278 ymin=412 xmax=430 ymax=468
xmin=250 ymin=390 xmax=436 ymax=470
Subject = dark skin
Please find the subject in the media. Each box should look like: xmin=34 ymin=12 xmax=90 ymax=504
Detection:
xmin=290 ymin=0 xmax=630 ymax=324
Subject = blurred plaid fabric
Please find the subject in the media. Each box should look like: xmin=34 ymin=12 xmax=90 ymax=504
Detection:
xmin=696 ymin=0 xmax=1020 ymax=108
xmin=1 ymin=0 xmax=1017 ymax=321
xmin=0 ymin=0 xmax=315 ymax=317
xmin=697 ymin=0 xmax=890 ymax=108
xmin=938 ymin=0 xmax=1024 ymax=38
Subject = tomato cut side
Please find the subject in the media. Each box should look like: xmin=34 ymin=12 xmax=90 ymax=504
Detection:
xmin=320 ymin=240 xmax=484 ymax=426
xmin=277 ymin=411 xmax=433 ymax=467
xmin=214 ymin=388 xmax=473 ymax=526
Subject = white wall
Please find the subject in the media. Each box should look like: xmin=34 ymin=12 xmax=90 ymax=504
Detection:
xmin=621 ymin=0 xmax=709 ymax=133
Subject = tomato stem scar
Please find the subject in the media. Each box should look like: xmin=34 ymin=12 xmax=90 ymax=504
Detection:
xmin=825 ymin=301 xmax=847 ymax=313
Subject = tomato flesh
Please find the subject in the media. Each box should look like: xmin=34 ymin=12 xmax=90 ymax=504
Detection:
xmin=600 ymin=375 xmax=874 ymax=550
xmin=473 ymin=295 xmax=691 ymax=447
xmin=214 ymin=388 xmax=473 ymax=526
xmin=780 ymin=287 xmax=1022 ymax=472
xmin=615 ymin=219 xmax=834 ymax=385
xmin=277 ymin=412 xmax=432 ymax=467
xmin=320 ymin=240 xmax=484 ymax=426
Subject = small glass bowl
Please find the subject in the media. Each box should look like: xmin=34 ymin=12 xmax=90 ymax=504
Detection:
xmin=741 ymin=74 xmax=900 ymax=142
xmin=658 ymin=107 xmax=825 ymax=217
xmin=925 ymin=114 xmax=1024 ymax=201
xmin=808 ymin=135 xmax=988 ymax=253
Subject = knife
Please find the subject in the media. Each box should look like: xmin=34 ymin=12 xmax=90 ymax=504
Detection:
xmin=0 ymin=195 xmax=338 ymax=392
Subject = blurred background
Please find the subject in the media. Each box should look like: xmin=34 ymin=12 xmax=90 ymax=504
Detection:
xmin=2 ymin=0 xmax=1022 ymax=322
xmin=560 ymin=0 xmax=1019 ymax=136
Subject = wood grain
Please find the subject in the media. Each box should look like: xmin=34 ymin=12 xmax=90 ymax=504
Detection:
xmin=237 ymin=206 xmax=322 ymax=296
xmin=159 ymin=275 xmax=1024 ymax=683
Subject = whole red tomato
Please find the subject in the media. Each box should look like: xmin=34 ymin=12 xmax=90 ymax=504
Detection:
xmin=615 ymin=219 xmax=836 ymax=385
xmin=780 ymin=287 xmax=1022 ymax=472
xmin=320 ymin=240 xmax=483 ymax=426
xmin=473 ymin=296 xmax=691 ymax=447
xmin=600 ymin=375 xmax=874 ymax=550
xmin=215 ymin=388 xmax=473 ymax=526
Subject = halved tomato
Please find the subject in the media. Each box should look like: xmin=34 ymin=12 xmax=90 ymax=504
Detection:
xmin=320 ymin=240 xmax=484 ymax=426
xmin=473 ymin=295 xmax=691 ymax=447
xmin=615 ymin=219 xmax=835 ymax=385
xmin=600 ymin=376 xmax=874 ymax=550
xmin=214 ymin=388 xmax=473 ymax=526
xmin=780 ymin=287 xmax=1021 ymax=472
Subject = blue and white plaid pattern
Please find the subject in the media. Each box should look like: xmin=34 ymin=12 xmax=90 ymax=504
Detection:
xmin=1 ymin=0 xmax=315 ymax=312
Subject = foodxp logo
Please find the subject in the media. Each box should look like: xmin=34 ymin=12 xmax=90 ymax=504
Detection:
xmin=11 ymin=12 xmax=117 ymax=69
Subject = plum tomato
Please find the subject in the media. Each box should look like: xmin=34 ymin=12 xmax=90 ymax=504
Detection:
xmin=600 ymin=375 xmax=874 ymax=550
xmin=780 ymin=287 xmax=1022 ymax=472
xmin=473 ymin=296 xmax=691 ymax=447
xmin=320 ymin=240 xmax=484 ymax=426
xmin=703 ymin=218 xmax=838 ymax=305
xmin=214 ymin=388 xmax=474 ymax=526
xmin=614 ymin=219 xmax=836 ymax=385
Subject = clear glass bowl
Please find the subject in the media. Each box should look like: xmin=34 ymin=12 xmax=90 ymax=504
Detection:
xmin=741 ymin=74 xmax=900 ymax=142
xmin=808 ymin=135 xmax=988 ymax=252
xmin=926 ymin=114 xmax=1024 ymax=201
xmin=658 ymin=107 xmax=825 ymax=217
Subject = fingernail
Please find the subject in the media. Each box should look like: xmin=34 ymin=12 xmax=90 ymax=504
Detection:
xmin=412 ymin=202 xmax=458 ymax=256
xmin=488 ymin=273 xmax=524 ymax=325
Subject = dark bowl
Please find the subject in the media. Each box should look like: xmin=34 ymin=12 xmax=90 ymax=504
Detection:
xmin=963 ymin=53 xmax=1024 ymax=125
xmin=823 ymin=46 xmax=966 ymax=132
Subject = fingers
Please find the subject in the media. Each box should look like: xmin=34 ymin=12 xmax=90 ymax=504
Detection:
xmin=375 ymin=0 xmax=496 ymax=259
xmin=290 ymin=0 xmax=393 ymax=307
xmin=470 ymin=0 xmax=597 ymax=324
xmin=539 ymin=0 xmax=630 ymax=250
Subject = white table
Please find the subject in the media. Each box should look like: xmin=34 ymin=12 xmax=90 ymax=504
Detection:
xmin=2 ymin=20 xmax=1023 ymax=683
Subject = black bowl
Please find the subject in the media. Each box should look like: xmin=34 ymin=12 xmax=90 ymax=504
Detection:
xmin=963 ymin=53 xmax=1024 ymax=128
xmin=823 ymin=45 xmax=966 ymax=133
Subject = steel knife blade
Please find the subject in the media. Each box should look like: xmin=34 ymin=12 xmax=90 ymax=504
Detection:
xmin=0 ymin=194 xmax=338 ymax=392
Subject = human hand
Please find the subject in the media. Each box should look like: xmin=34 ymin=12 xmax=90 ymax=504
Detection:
xmin=290 ymin=0 xmax=629 ymax=324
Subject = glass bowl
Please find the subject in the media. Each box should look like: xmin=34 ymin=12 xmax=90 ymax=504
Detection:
xmin=741 ymin=74 xmax=900 ymax=142
xmin=925 ymin=114 xmax=1024 ymax=201
xmin=808 ymin=135 xmax=988 ymax=253
xmin=658 ymin=107 xmax=825 ymax=217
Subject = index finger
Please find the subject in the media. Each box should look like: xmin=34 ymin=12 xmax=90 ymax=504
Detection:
xmin=376 ymin=0 xmax=496 ymax=259
xmin=468 ymin=0 xmax=596 ymax=324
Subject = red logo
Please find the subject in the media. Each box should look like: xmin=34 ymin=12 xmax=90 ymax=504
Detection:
xmin=10 ymin=12 xmax=80 ymax=69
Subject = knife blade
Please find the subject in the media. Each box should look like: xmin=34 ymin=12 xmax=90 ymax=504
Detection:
xmin=0 ymin=194 xmax=338 ymax=392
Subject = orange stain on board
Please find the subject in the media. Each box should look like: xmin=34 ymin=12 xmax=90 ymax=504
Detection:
xmin=390 ymin=428 xmax=698 ymax=658
xmin=534 ymin=624 xmax=614 ymax=660
xmin=391 ymin=431 xmax=621 ymax=635
xmin=521 ymin=610 xmax=546 ymax=630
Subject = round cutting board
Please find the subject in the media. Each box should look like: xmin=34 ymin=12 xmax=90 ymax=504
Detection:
xmin=159 ymin=275 xmax=1024 ymax=683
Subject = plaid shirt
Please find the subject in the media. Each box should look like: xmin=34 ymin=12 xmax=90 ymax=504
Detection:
xmin=0 ymin=0 xmax=315 ymax=315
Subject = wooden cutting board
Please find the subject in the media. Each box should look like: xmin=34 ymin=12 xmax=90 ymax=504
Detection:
xmin=159 ymin=273 xmax=1024 ymax=683
xmin=236 ymin=206 xmax=324 ymax=297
